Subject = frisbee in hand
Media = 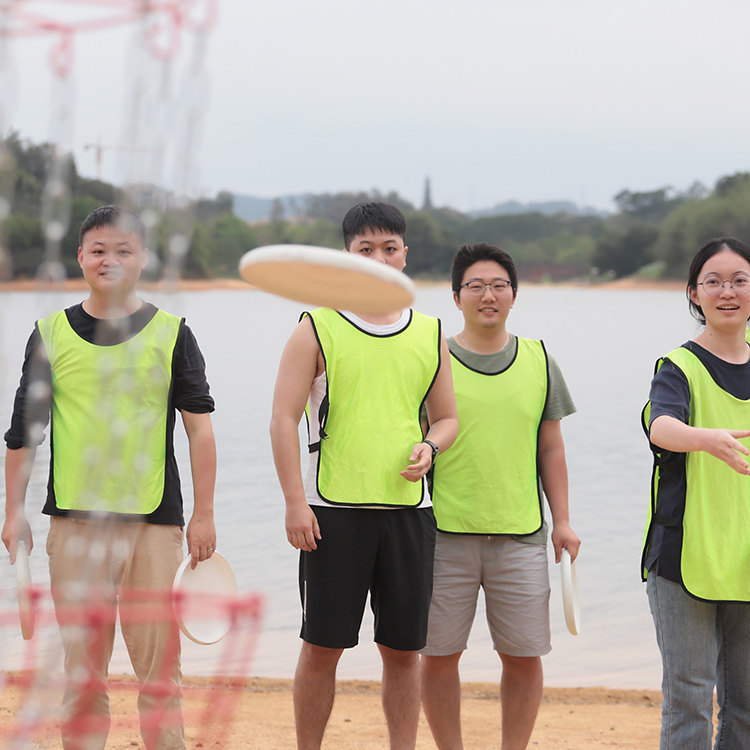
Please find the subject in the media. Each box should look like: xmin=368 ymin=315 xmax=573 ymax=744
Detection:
xmin=15 ymin=541 xmax=35 ymax=640
xmin=560 ymin=548 xmax=580 ymax=636
xmin=239 ymin=244 xmax=415 ymax=315
xmin=172 ymin=552 xmax=238 ymax=645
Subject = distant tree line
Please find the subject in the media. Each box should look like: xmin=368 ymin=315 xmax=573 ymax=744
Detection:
xmin=0 ymin=132 xmax=257 ymax=281
xmin=3 ymin=132 xmax=750 ymax=282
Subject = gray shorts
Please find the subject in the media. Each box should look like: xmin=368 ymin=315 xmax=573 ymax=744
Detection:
xmin=421 ymin=532 xmax=551 ymax=657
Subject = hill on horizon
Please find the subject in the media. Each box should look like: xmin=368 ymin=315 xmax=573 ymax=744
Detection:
xmin=231 ymin=191 xmax=610 ymax=222
xmin=468 ymin=199 xmax=609 ymax=219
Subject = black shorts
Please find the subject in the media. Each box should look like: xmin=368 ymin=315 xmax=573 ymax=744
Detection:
xmin=298 ymin=506 xmax=437 ymax=651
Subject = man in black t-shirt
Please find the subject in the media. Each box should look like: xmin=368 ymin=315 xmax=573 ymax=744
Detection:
xmin=2 ymin=205 xmax=216 ymax=750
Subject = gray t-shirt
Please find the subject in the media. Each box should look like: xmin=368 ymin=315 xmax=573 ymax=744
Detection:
xmin=424 ymin=334 xmax=576 ymax=544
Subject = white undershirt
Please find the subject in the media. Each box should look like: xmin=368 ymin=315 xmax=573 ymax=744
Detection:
xmin=304 ymin=309 xmax=430 ymax=508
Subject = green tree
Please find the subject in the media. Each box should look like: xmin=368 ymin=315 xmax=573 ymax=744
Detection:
xmin=5 ymin=131 xmax=54 ymax=187
xmin=57 ymin=196 xmax=104 ymax=277
xmin=592 ymin=225 xmax=659 ymax=278
xmin=614 ymin=188 xmax=684 ymax=223
xmin=714 ymin=172 xmax=750 ymax=198
xmin=73 ymin=176 xmax=118 ymax=204
xmin=5 ymin=214 xmax=44 ymax=277
xmin=11 ymin=167 xmax=44 ymax=218
xmin=290 ymin=218 xmax=340 ymax=249
xmin=460 ymin=212 xmax=603 ymax=274
xmin=194 ymin=190 xmax=233 ymax=222
xmin=208 ymin=214 xmax=257 ymax=276
xmin=183 ymin=223 xmax=211 ymax=279
xmin=401 ymin=211 xmax=458 ymax=275
xmin=654 ymin=177 xmax=750 ymax=277
xmin=1 ymin=132 xmax=124 ymax=277
xmin=304 ymin=190 xmax=414 ymax=223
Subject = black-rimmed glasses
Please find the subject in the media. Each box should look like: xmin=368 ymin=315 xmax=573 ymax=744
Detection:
xmin=460 ymin=279 xmax=512 ymax=295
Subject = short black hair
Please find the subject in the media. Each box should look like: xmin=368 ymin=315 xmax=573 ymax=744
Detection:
xmin=687 ymin=236 xmax=750 ymax=324
xmin=79 ymin=205 xmax=146 ymax=247
xmin=341 ymin=202 xmax=407 ymax=250
xmin=450 ymin=242 xmax=518 ymax=295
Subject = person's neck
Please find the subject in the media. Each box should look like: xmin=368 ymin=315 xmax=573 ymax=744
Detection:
xmin=83 ymin=292 xmax=142 ymax=320
xmin=350 ymin=309 xmax=404 ymax=327
xmin=694 ymin=326 xmax=750 ymax=364
xmin=458 ymin=325 xmax=510 ymax=355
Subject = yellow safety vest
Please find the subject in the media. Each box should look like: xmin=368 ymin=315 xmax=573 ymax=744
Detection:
xmin=306 ymin=308 xmax=441 ymax=506
xmin=38 ymin=309 xmax=181 ymax=514
xmin=642 ymin=346 xmax=750 ymax=601
xmin=432 ymin=338 xmax=548 ymax=534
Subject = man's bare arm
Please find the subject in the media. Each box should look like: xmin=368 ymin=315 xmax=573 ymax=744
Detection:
xmin=538 ymin=419 xmax=580 ymax=563
xmin=270 ymin=317 xmax=323 ymax=551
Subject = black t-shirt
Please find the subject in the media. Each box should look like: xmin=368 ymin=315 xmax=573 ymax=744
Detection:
xmin=644 ymin=339 xmax=750 ymax=581
xmin=4 ymin=302 xmax=215 ymax=525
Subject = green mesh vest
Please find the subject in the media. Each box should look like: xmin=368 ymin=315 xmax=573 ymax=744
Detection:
xmin=306 ymin=308 xmax=441 ymax=506
xmin=38 ymin=308 xmax=181 ymax=514
xmin=432 ymin=338 xmax=548 ymax=534
xmin=642 ymin=346 xmax=750 ymax=602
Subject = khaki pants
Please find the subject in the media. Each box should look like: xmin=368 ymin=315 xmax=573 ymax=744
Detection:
xmin=47 ymin=517 xmax=185 ymax=750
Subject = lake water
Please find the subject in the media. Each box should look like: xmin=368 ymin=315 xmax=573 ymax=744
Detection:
xmin=0 ymin=283 xmax=698 ymax=689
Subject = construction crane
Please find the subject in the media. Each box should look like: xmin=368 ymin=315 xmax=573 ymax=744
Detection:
xmin=84 ymin=141 xmax=160 ymax=181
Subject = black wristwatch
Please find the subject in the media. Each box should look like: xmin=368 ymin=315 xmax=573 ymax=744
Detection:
xmin=422 ymin=439 xmax=439 ymax=464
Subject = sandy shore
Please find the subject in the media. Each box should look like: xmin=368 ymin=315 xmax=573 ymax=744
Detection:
xmin=0 ymin=673 xmax=665 ymax=749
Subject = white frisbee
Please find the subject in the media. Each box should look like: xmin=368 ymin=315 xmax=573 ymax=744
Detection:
xmin=172 ymin=552 xmax=238 ymax=645
xmin=238 ymin=244 xmax=416 ymax=315
xmin=560 ymin=549 xmax=580 ymax=636
xmin=16 ymin=540 xmax=34 ymax=641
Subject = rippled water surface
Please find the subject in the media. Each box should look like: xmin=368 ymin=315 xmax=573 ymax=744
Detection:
xmin=0 ymin=283 xmax=697 ymax=687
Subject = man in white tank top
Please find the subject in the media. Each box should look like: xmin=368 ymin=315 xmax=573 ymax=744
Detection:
xmin=270 ymin=202 xmax=458 ymax=750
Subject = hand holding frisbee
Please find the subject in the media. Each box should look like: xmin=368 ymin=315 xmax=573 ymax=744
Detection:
xmin=172 ymin=551 xmax=238 ymax=645
xmin=239 ymin=244 xmax=416 ymax=315
xmin=560 ymin=548 xmax=580 ymax=636
xmin=15 ymin=540 xmax=35 ymax=640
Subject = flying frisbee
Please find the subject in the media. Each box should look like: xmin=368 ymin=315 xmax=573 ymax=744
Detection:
xmin=172 ymin=552 xmax=238 ymax=645
xmin=15 ymin=541 xmax=34 ymax=641
xmin=238 ymin=244 xmax=416 ymax=315
xmin=560 ymin=549 xmax=580 ymax=636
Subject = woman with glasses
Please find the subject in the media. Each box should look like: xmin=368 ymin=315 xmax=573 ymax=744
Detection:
xmin=642 ymin=237 xmax=750 ymax=750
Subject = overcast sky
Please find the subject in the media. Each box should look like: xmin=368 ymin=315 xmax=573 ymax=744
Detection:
xmin=3 ymin=0 xmax=749 ymax=212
